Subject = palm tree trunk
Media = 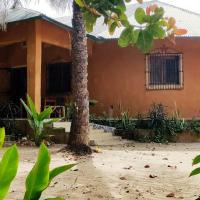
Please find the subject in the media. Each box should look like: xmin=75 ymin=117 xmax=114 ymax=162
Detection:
xmin=68 ymin=1 xmax=91 ymax=154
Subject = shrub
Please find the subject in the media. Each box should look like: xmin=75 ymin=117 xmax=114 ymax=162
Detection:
xmin=116 ymin=112 xmax=136 ymax=131
xmin=188 ymin=120 xmax=200 ymax=134
xmin=0 ymin=127 xmax=75 ymax=200
xmin=148 ymin=103 xmax=169 ymax=143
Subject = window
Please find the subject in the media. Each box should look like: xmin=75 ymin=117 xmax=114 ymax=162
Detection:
xmin=46 ymin=62 xmax=71 ymax=95
xmin=146 ymin=53 xmax=183 ymax=90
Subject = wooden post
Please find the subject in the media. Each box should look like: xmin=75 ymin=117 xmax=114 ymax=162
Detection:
xmin=27 ymin=21 xmax=42 ymax=112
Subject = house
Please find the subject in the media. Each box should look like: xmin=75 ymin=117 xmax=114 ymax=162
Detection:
xmin=0 ymin=0 xmax=200 ymax=119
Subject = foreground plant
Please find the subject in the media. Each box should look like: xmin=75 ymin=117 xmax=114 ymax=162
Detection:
xmin=0 ymin=128 xmax=75 ymax=200
xmin=23 ymin=143 xmax=75 ymax=200
xmin=0 ymin=128 xmax=19 ymax=200
xmin=20 ymin=95 xmax=57 ymax=146
xmin=190 ymin=155 xmax=200 ymax=177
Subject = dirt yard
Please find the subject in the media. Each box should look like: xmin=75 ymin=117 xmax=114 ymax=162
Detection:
xmin=3 ymin=142 xmax=200 ymax=200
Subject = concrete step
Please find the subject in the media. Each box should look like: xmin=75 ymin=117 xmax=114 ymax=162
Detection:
xmin=52 ymin=122 xmax=132 ymax=146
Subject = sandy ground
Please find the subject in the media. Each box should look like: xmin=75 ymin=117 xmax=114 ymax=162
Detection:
xmin=2 ymin=142 xmax=200 ymax=200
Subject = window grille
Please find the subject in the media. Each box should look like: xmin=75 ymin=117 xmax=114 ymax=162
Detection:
xmin=146 ymin=50 xmax=183 ymax=90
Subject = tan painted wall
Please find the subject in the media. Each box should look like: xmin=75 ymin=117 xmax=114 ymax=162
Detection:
xmin=88 ymin=38 xmax=200 ymax=118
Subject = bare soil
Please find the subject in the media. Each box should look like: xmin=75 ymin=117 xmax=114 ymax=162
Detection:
xmin=3 ymin=142 xmax=200 ymax=200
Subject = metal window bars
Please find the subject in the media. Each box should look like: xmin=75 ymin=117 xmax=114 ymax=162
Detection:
xmin=145 ymin=46 xmax=183 ymax=90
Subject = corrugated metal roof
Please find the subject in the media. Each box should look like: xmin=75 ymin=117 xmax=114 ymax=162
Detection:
xmin=2 ymin=1 xmax=200 ymax=41
xmin=0 ymin=7 xmax=42 ymax=24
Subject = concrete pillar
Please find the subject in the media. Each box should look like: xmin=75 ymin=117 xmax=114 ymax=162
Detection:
xmin=27 ymin=21 xmax=42 ymax=112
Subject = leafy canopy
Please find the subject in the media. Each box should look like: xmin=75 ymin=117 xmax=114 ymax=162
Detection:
xmin=1 ymin=0 xmax=187 ymax=53
xmin=75 ymin=0 xmax=187 ymax=52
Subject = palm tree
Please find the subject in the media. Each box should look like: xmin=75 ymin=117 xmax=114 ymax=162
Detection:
xmin=47 ymin=0 xmax=91 ymax=154
xmin=1 ymin=0 xmax=92 ymax=154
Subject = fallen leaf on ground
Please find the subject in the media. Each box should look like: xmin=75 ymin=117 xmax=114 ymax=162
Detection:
xmin=149 ymin=174 xmax=157 ymax=178
xmin=93 ymin=147 xmax=102 ymax=153
xmin=120 ymin=177 xmax=127 ymax=180
xmin=166 ymin=192 xmax=175 ymax=197
xmin=124 ymin=166 xmax=132 ymax=170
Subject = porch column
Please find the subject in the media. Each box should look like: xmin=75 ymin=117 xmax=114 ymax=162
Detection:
xmin=27 ymin=21 xmax=42 ymax=112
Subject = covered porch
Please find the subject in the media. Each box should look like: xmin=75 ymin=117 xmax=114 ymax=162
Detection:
xmin=0 ymin=19 xmax=72 ymax=117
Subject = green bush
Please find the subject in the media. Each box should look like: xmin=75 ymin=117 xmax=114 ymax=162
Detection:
xmin=148 ymin=103 xmax=169 ymax=143
xmin=0 ymin=127 xmax=75 ymax=200
xmin=188 ymin=120 xmax=200 ymax=134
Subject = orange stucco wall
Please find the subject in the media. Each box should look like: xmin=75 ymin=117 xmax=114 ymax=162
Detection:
xmin=88 ymin=38 xmax=200 ymax=118
xmin=1 ymin=19 xmax=200 ymax=118
xmin=0 ymin=43 xmax=71 ymax=99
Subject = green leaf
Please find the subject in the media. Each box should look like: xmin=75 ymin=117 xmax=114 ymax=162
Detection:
xmin=0 ymin=127 xmax=5 ymax=149
xmin=27 ymin=95 xmax=37 ymax=117
xmin=151 ymin=7 xmax=164 ymax=23
xmin=190 ymin=167 xmax=200 ymax=177
xmin=132 ymin=29 xmax=140 ymax=44
xmin=83 ymin=11 xmax=97 ymax=33
xmin=120 ymin=13 xmax=129 ymax=27
xmin=24 ymin=143 xmax=50 ymax=200
xmin=0 ymin=145 xmax=19 ymax=200
xmin=136 ymin=30 xmax=153 ymax=53
xmin=45 ymin=198 xmax=65 ymax=200
xmin=39 ymin=107 xmax=53 ymax=121
xmin=149 ymin=24 xmax=165 ymax=39
xmin=155 ymin=7 xmax=164 ymax=19
xmin=20 ymin=98 xmax=32 ymax=118
xmin=118 ymin=26 xmax=133 ymax=47
xmin=135 ymin=7 xmax=146 ymax=24
xmin=75 ymin=0 xmax=85 ymax=7
xmin=108 ymin=22 xmax=118 ymax=35
xmin=192 ymin=155 xmax=200 ymax=166
xmin=49 ymin=164 xmax=76 ymax=184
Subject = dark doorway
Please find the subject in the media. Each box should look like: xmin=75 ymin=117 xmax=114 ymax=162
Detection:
xmin=46 ymin=62 xmax=72 ymax=96
xmin=10 ymin=67 xmax=27 ymax=105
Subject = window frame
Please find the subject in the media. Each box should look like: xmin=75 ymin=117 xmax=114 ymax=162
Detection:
xmin=145 ymin=53 xmax=183 ymax=90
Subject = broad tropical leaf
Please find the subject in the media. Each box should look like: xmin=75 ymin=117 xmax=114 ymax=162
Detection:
xmin=45 ymin=198 xmax=65 ymax=200
xmin=118 ymin=26 xmax=134 ymax=47
xmin=190 ymin=167 xmax=200 ymax=177
xmin=135 ymin=7 xmax=146 ymax=24
xmin=0 ymin=145 xmax=19 ymax=200
xmin=38 ymin=107 xmax=53 ymax=121
xmin=20 ymin=98 xmax=32 ymax=118
xmin=136 ymin=30 xmax=153 ymax=53
xmin=192 ymin=155 xmax=200 ymax=166
xmin=24 ymin=143 xmax=50 ymax=200
xmin=49 ymin=164 xmax=76 ymax=183
xmin=27 ymin=95 xmax=38 ymax=118
xmin=0 ymin=128 xmax=5 ymax=149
